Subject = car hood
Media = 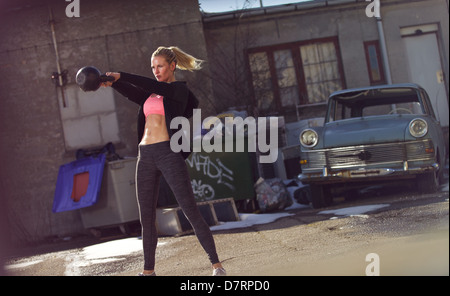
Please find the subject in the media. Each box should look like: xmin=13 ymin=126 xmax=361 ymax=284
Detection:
xmin=323 ymin=115 xmax=414 ymax=148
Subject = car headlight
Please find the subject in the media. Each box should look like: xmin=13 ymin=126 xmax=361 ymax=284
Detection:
xmin=300 ymin=129 xmax=319 ymax=148
xmin=409 ymin=118 xmax=428 ymax=138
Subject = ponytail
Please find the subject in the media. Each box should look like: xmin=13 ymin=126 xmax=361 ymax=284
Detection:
xmin=152 ymin=46 xmax=204 ymax=72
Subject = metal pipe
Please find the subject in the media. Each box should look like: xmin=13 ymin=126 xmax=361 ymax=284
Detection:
xmin=376 ymin=16 xmax=393 ymax=84
xmin=48 ymin=6 xmax=66 ymax=107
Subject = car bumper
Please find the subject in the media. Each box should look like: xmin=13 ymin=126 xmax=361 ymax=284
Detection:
xmin=298 ymin=161 xmax=439 ymax=185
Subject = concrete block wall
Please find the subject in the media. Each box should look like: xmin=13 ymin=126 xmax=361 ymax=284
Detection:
xmin=58 ymin=86 xmax=120 ymax=150
xmin=0 ymin=0 xmax=213 ymax=246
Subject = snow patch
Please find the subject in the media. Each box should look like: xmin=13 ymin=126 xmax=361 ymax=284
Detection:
xmin=319 ymin=204 xmax=390 ymax=217
xmin=211 ymin=212 xmax=293 ymax=231
xmin=5 ymin=259 xmax=43 ymax=270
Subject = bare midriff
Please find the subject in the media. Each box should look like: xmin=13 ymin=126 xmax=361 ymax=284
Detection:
xmin=140 ymin=114 xmax=170 ymax=145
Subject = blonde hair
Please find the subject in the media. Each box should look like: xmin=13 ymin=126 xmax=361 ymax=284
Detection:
xmin=152 ymin=46 xmax=203 ymax=71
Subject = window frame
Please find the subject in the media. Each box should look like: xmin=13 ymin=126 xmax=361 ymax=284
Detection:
xmin=246 ymin=36 xmax=346 ymax=118
xmin=363 ymin=40 xmax=386 ymax=85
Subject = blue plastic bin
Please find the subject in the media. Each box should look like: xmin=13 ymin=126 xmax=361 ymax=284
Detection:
xmin=52 ymin=154 xmax=106 ymax=213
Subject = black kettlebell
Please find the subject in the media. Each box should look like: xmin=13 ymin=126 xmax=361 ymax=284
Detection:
xmin=76 ymin=66 xmax=115 ymax=92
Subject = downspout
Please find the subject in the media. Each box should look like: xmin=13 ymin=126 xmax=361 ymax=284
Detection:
xmin=48 ymin=7 xmax=67 ymax=107
xmin=376 ymin=16 xmax=393 ymax=84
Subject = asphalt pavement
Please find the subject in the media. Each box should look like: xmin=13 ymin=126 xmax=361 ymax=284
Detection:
xmin=3 ymin=180 xmax=448 ymax=277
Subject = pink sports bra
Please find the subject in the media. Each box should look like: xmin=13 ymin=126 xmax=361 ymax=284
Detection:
xmin=143 ymin=94 xmax=165 ymax=117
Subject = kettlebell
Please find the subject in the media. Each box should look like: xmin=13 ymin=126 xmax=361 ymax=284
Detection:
xmin=76 ymin=66 xmax=115 ymax=92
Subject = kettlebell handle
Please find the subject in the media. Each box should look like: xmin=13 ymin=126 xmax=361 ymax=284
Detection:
xmin=100 ymin=74 xmax=115 ymax=82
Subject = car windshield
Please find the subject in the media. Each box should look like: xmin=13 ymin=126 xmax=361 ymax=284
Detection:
xmin=326 ymin=87 xmax=425 ymax=123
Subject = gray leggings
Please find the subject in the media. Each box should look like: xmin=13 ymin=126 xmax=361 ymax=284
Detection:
xmin=136 ymin=141 xmax=220 ymax=270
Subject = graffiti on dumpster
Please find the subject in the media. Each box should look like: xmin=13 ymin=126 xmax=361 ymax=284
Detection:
xmin=191 ymin=179 xmax=215 ymax=200
xmin=186 ymin=153 xmax=235 ymax=200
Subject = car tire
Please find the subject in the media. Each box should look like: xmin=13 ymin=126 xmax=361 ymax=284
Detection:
xmin=416 ymin=171 xmax=438 ymax=194
xmin=310 ymin=184 xmax=332 ymax=208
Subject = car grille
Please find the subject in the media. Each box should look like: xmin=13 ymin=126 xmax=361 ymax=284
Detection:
xmin=301 ymin=139 xmax=434 ymax=170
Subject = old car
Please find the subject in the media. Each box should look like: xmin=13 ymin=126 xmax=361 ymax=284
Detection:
xmin=298 ymin=83 xmax=447 ymax=208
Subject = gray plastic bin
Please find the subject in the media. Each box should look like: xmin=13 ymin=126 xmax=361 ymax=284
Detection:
xmin=80 ymin=158 xmax=139 ymax=232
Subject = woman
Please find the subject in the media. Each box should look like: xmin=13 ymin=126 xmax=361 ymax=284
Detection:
xmin=102 ymin=46 xmax=225 ymax=276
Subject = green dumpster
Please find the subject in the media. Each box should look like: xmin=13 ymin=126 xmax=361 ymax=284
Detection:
xmin=185 ymin=137 xmax=255 ymax=202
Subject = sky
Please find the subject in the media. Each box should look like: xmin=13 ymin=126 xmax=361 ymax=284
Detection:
xmin=199 ymin=0 xmax=312 ymax=13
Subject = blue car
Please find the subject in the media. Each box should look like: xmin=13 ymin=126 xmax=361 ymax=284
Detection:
xmin=298 ymin=83 xmax=447 ymax=208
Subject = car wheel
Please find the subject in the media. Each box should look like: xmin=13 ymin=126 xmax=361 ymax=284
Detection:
xmin=416 ymin=171 xmax=438 ymax=194
xmin=310 ymin=184 xmax=332 ymax=208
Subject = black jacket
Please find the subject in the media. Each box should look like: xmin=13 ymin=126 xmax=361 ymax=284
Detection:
xmin=112 ymin=72 xmax=198 ymax=158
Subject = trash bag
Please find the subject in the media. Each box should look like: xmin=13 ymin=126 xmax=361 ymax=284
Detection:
xmin=283 ymin=179 xmax=311 ymax=205
xmin=76 ymin=142 xmax=121 ymax=161
xmin=293 ymin=185 xmax=311 ymax=205
xmin=254 ymin=177 xmax=292 ymax=213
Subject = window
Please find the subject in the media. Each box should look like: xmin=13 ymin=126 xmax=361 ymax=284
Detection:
xmin=248 ymin=37 xmax=345 ymax=121
xmin=300 ymin=42 xmax=343 ymax=104
xmin=248 ymin=52 xmax=275 ymax=111
xmin=364 ymin=41 xmax=386 ymax=85
xmin=328 ymin=92 xmax=424 ymax=122
xmin=274 ymin=49 xmax=299 ymax=108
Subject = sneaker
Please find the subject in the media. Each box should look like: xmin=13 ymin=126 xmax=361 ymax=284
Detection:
xmin=212 ymin=267 xmax=226 ymax=276
xmin=138 ymin=271 xmax=156 ymax=276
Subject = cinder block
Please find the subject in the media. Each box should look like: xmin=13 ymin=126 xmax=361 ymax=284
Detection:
xmin=78 ymin=87 xmax=116 ymax=116
xmin=156 ymin=198 xmax=239 ymax=236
